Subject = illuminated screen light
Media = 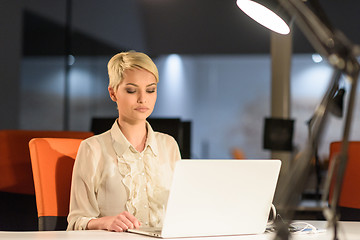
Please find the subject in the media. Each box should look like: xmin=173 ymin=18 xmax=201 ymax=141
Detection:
xmin=292 ymin=64 xmax=332 ymax=98
xmin=164 ymin=54 xmax=184 ymax=96
xmin=68 ymin=55 xmax=76 ymax=65
xmin=236 ymin=0 xmax=290 ymax=35
xmin=161 ymin=54 xmax=186 ymax=115
xmin=312 ymin=53 xmax=323 ymax=63
xmin=166 ymin=54 xmax=183 ymax=80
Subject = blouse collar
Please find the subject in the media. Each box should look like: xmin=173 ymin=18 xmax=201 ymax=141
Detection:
xmin=110 ymin=119 xmax=158 ymax=157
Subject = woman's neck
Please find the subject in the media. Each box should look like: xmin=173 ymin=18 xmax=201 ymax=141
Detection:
xmin=117 ymin=119 xmax=147 ymax=152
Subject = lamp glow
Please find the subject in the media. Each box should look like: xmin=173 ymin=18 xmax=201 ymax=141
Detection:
xmin=312 ymin=53 xmax=323 ymax=63
xmin=236 ymin=0 xmax=290 ymax=35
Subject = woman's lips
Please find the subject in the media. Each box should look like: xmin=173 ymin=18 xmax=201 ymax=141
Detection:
xmin=135 ymin=107 xmax=149 ymax=112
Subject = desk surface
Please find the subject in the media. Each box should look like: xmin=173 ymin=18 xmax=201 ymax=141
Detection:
xmin=0 ymin=221 xmax=359 ymax=240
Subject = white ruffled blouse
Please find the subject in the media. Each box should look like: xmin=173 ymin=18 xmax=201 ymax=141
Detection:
xmin=67 ymin=120 xmax=181 ymax=230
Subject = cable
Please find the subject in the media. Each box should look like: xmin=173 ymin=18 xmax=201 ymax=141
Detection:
xmin=289 ymin=222 xmax=323 ymax=234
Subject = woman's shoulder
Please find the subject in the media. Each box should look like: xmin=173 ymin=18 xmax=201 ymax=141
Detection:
xmin=78 ymin=129 xmax=112 ymax=152
xmin=82 ymin=129 xmax=111 ymax=143
xmin=75 ymin=130 xmax=113 ymax=168
xmin=152 ymin=131 xmax=180 ymax=154
xmin=153 ymin=131 xmax=177 ymax=143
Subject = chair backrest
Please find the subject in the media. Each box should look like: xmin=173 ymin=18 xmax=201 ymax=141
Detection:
xmin=329 ymin=141 xmax=360 ymax=210
xmin=29 ymin=138 xmax=84 ymax=231
xmin=0 ymin=130 xmax=93 ymax=195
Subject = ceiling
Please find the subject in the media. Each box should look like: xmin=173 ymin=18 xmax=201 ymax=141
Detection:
xmin=138 ymin=0 xmax=360 ymax=55
xmin=23 ymin=11 xmax=125 ymax=56
xmin=23 ymin=0 xmax=360 ymax=56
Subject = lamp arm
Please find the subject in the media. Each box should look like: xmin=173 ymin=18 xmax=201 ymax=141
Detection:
xmin=322 ymin=69 xmax=359 ymax=235
xmin=274 ymin=69 xmax=342 ymax=240
xmin=273 ymin=0 xmax=360 ymax=239
xmin=279 ymin=0 xmax=360 ymax=79
xmin=307 ymin=0 xmax=334 ymax=32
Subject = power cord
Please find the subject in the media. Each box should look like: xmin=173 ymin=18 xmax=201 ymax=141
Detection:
xmin=289 ymin=221 xmax=322 ymax=234
xmin=265 ymin=209 xmax=325 ymax=235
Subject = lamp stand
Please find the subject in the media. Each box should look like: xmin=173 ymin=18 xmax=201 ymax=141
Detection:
xmin=274 ymin=1 xmax=360 ymax=239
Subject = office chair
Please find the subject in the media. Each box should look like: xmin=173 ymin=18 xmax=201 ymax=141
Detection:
xmin=29 ymin=138 xmax=83 ymax=230
xmin=0 ymin=130 xmax=93 ymax=231
xmin=329 ymin=141 xmax=360 ymax=221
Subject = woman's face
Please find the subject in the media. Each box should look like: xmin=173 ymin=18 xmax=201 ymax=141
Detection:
xmin=109 ymin=68 xmax=157 ymax=124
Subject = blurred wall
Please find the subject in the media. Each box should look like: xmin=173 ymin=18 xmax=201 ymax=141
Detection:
xmin=0 ymin=0 xmax=145 ymax=130
xmin=21 ymin=54 xmax=360 ymax=160
xmin=0 ymin=1 xmax=22 ymax=129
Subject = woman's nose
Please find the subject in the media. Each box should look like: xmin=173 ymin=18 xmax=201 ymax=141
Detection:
xmin=137 ymin=92 xmax=146 ymax=103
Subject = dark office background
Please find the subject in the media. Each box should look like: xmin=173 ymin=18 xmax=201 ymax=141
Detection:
xmin=2 ymin=0 xmax=360 ymax=231
xmin=2 ymin=0 xmax=360 ymax=158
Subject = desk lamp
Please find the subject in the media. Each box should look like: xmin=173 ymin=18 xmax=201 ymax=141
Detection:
xmin=236 ymin=0 xmax=360 ymax=239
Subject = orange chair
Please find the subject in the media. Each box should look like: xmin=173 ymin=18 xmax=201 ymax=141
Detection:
xmin=29 ymin=138 xmax=84 ymax=230
xmin=231 ymin=147 xmax=246 ymax=159
xmin=0 ymin=130 xmax=93 ymax=231
xmin=329 ymin=141 xmax=360 ymax=220
xmin=0 ymin=130 xmax=93 ymax=195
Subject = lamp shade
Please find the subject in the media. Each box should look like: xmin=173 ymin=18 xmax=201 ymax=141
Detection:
xmin=236 ymin=0 xmax=291 ymax=35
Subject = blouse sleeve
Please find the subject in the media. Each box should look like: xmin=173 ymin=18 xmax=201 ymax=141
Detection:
xmin=168 ymin=135 xmax=182 ymax=164
xmin=67 ymin=140 xmax=100 ymax=230
xmin=173 ymin=138 xmax=181 ymax=162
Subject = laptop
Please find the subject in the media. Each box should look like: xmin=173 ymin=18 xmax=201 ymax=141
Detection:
xmin=128 ymin=159 xmax=281 ymax=238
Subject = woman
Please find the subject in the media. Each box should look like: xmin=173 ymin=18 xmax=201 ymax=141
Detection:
xmin=67 ymin=51 xmax=181 ymax=231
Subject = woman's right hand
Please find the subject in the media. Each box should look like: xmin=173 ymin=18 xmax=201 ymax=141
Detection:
xmin=87 ymin=211 xmax=141 ymax=232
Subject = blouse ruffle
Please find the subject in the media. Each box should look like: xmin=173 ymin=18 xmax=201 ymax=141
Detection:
xmin=116 ymin=148 xmax=170 ymax=227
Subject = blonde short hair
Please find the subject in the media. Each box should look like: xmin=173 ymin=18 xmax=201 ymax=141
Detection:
xmin=107 ymin=51 xmax=159 ymax=90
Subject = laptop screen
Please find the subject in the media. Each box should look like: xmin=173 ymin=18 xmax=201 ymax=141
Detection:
xmin=161 ymin=159 xmax=281 ymax=238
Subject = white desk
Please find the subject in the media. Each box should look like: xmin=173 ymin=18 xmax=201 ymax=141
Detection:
xmin=0 ymin=221 xmax=359 ymax=240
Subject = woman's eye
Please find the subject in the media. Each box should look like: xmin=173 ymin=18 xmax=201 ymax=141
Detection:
xmin=126 ymin=89 xmax=136 ymax=94
xmin=147 ymin=88 xmax=156 ymax=93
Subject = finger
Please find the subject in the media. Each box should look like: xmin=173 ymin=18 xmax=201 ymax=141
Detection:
xmin=135 ymin=220 xmax=141 ymax=229
xmin=109 ymin=224 xmax=123 ymax=232
xmin=123 ymin=211 xmax=141 ymax=228
xmin=118 ymin=215 xmax=135 ymax=230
